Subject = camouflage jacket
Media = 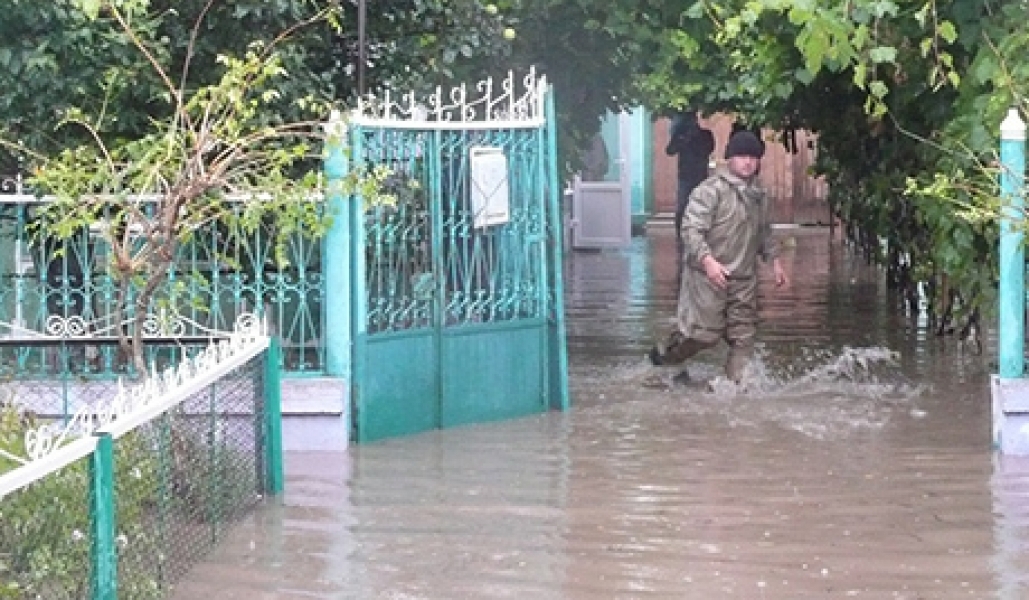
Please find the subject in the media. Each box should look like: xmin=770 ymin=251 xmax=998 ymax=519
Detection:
xmin=681 ymin=168 xmax=779 ymax=279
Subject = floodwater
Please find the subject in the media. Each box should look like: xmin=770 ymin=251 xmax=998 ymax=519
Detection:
xmin=174 ymin=227 xmax=1029 ymax=599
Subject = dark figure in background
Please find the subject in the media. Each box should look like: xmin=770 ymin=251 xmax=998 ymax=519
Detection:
xmin=581 ymin=132 xmax=609 ymax=182
xmin=666 ymin=111 xmax=715 ymax=244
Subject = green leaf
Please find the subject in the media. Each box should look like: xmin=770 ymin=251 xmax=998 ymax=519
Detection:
xmin=788 ymin=7 xmax=811 ymax=26
xmin=853 ymin=61 xmax=867 ymax=89
xmin=852 ymin=24 xmax=870 ymax=49
xmin=913 ymin=3 xmax=929 ymax=26
xmin=868 ymin=46 xmax=897 ymax=64
xmin=972 ymin=54 xmax=999 ymax=85
xmin=77 ymin=0 xmax=102 ymax=20
xmin=919 ymin=38 xmax=933 ymax=58
xmin=938 ymin=21 xmax=958 ymax=45
xmin=870 ymin=0 xmax=899 ymax=18
xmin=869 ymin=80 xmax=888 ymax=99
xmin=797 ymin=27 xmax=829 ymax=76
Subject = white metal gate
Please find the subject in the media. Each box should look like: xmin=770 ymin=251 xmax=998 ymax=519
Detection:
xmin=569 ymin=113 xmax=633 ymax=249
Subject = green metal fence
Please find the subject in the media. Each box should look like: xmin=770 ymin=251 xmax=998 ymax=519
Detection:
xmin=0 ymin=187 xmax=324 ymax=375
xmin=0 ymin=335 xmax=283 ymax=599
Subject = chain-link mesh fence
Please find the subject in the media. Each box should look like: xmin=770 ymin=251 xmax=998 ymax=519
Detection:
xmin=0 ymin=338 xmax=273 ymax=599
xmin=115 ymin=354 xmax=265 ymax=592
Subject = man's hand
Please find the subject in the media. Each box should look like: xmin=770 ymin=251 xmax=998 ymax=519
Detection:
xmin=772 ymin=258 xmax=789 ymax=288
xmin=701 ymin=254 xmax=730 ymax=289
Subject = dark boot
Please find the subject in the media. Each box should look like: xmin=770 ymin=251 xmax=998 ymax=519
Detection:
xmin=648 ymin=345 xmax=665 ymax=366
xmin=649 ymin=330 xmax=712 ymax=366
xmin=725 ymin=339 xmax=755 ymax=384
xmin=665 ymin=335 xmax=711 ymax=364
xmin=648 ymin=330 xmax=688 ymax=366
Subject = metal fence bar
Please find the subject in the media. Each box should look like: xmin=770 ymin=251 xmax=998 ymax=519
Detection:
xmin=263 ymin=337 xmax=284 ymax=494
xmin=89 ymin=433 xmax=117 ymax=600
xmin=544 ymin=84 xmax=570 ymax=411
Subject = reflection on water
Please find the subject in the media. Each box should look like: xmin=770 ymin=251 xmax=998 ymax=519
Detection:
xmin=176 ymin=228 xmax=1029 ymax=599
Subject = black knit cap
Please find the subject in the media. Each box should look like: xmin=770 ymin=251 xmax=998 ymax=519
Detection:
xmin=724 ymin=131 xmax=765 ymax=159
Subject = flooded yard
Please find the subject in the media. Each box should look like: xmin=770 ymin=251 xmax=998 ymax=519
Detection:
xmin=173 ymin=227 xmax=1029 ymax=599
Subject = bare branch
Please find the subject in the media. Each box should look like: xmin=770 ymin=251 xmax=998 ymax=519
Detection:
xmin=179 ymin=0 xmax=220 ymax=105
xmin=107 ymin=5 xmax=180 ymax=112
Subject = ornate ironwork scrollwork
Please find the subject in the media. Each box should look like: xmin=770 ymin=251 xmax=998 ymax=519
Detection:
xmin=354 ymin=68 xmax=547 ymax=129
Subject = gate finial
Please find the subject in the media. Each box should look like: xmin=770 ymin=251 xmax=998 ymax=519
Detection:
xmin=352 ymin=68 xmax=548 ymax=129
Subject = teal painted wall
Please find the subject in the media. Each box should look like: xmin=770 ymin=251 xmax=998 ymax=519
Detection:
xmin=599 ymin=114 xmax=620 ymax=183
xmin=627 ymin=108 xmax=652 ymax=227
xmin=599 ymin=108 xmax=653 ymax=229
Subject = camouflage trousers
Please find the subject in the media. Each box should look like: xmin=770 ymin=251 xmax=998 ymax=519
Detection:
xmin=655 ymin=269 xmax=759 ymax=382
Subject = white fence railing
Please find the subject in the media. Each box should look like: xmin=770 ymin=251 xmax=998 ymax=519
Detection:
xmin=0 ymin=312 xmax=283 ymax=599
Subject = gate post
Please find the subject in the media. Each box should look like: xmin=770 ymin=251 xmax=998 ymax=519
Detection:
xmin=323 ymin=111 xmax=350 ymax=378
xmin=90 ymin=433 xmax=117 ymax=600
xmin=999 ymin=107 xmax=1026 ymax=379
xmin=993 ymin=107 xmax=1028 ymax=453
xmin=545 ymin=85 xmax=570 ymax=411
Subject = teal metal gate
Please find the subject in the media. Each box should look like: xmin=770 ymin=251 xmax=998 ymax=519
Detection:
xmin=344 ymin=72 xmax=569 ymax=442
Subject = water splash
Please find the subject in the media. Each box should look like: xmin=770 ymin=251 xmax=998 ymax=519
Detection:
xmin=724 ymin=345 xmax=926 ymax=400
xmin=703 ymin=345 xmax=930 ymax=439
xmin=582 ymin=345 xmax=932 ymax=440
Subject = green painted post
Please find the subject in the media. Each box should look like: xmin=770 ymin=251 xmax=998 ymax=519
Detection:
xmin=264 ymin=337 xmax=285 ymax=495
xmin=1000 ymin=107 xmax=1027 ymax=378
xmin=13 ymin=204 xmax=26 ymax=332
xmin=324 ymin=110 xmax=351 ymax=378
xmin=545 ymin=85 xmax=571 ymax=411
xmin=428 ymin=129 xmax=445 ymax=425
xmin=90 ymin=434 xmax=117 ymax=600
xmin=348 ymin=123 xmax=368 ymax=441
xmin=534 ymin=117 xmax=553 ymax=410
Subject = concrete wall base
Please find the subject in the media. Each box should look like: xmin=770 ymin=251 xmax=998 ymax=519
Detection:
xmin=992 ymin=375 xmax=1029 ymax=454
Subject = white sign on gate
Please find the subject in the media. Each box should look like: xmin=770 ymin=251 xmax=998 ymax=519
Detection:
xmin=469 ymin=146 xmax=510 ymax=228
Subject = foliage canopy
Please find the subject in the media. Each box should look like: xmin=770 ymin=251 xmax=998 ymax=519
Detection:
xmin=3 ymin=0 xmax=1029 ymax=337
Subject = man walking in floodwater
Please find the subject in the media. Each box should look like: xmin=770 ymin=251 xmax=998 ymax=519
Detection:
xmin=648 ymin=129 xmax=789 ymax=385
